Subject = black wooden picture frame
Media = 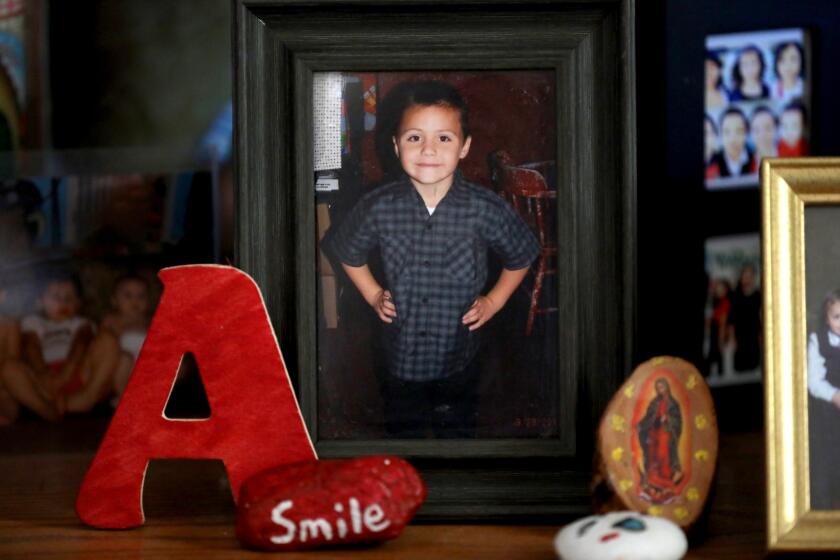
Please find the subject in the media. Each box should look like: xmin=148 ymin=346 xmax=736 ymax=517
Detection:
xmin=234 ymin=0 xmax=636 ymax=520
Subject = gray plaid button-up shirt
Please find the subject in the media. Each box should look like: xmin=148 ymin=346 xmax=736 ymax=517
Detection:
xmin=331 ymin=173 xmax=539 ymax=381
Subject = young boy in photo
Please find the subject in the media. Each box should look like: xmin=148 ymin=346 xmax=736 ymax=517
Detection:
xmin=709 ymin=108 xmax=756 ymax=178
xmin=100 ymin=274 xmax=150 ymax=404
xmin=1 ymin=273 xmax=121 ymax=420
xmin=330 ymin=80 xmax=540 ymax=438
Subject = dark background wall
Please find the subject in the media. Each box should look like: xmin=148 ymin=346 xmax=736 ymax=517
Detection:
xmin=49 ymin=0 xmax=230 ymax=149
xmin=636 ymin=0 xmax=840 ymax=428
xmin=638 ymin=0 xmax=840 ymax=360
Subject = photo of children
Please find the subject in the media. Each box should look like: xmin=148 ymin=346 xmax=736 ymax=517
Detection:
xmin=702 ymin=234 xmax=761 ymax=387
xmin=315 ymin=71 xmax=558 ymax=440
xmin=0 ymin=169 xmax=218 ymax=427
xmin=704 ymin=28 xmax=810 ymax=190
xmin=805 ymin=205 xmax=840 ymax=510
xmin=2 ymin=272 xmax=117 ymax=420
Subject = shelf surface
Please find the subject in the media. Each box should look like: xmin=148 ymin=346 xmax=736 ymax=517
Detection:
xmin=0 ymin=419 xmax=765 ymax=559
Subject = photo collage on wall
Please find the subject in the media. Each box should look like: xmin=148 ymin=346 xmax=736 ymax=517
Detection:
xmin=705 ymin=28 xmax=810 ymax=190
xmin=701 ymin=28 xmax=809 ymax=387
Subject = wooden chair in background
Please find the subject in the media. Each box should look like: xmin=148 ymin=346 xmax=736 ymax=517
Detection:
xmin=489 ymin=151 xmax=557 ymax=336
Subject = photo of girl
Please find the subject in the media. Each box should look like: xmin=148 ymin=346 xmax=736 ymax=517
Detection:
xmin=704 ymin=51 xmax=728 ymax=113
xmin=808 ymin=288 xmax=840 ymax=510
xmin=804 ymin=205 xmax=840 ymax=510
xmin=778 ymin=100 xmax=808 ymax=157
xmin=729 ymin=45 xmax=769 ymax=102
xmin=772 ymin=41 xmax=805 ymax=103
xmin=750 ymin=106 xmax=778 ymax=160
xmin=704 ymin=28 xmax=810 ymax=190
xmin=704 ymin=115 xmax=721 ymax=180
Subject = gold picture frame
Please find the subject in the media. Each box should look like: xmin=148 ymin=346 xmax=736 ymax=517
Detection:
xmin=763 ymin=157 xmax=840 ymax=550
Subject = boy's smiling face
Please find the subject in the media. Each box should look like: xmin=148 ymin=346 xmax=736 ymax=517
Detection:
xmin=393 ymin=104 xmax=472 ymax=193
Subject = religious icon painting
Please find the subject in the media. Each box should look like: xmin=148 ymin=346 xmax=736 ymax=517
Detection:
xmin=593 ymin=357 xmax=719 ymax=531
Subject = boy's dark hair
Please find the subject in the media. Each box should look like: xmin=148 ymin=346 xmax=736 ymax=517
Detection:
xmin=720 ymin=107 xmax=750 ymax=133
xmin=375 ymin=79 xmax=471 ymax=180
xmin=773 ymin=41 xmax=806 ymax=79
xmin=750 ymin=105 xmax=777 ymax=126
xmin=732 ymin=45 xmax=766 ymax=90
xmin=397 ymin=80 xmax=471 ymax=138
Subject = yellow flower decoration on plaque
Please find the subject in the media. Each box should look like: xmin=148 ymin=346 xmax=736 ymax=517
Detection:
xmin=674 ymin=507 xmax=689 ymax=521
xmin=619 ymin=479 xmax=633 ymax=492
xmin=686 ymin=487 xmax=700 ymax=502
xmin=648 ymin=506 xmax=663 ymax=516
xmin=651 ymin=357 xmax=667 ymax=366
xmin=623 ymin=383 xmax=635 ymax=399
xmin=611 ymin=414 xmax=626 ymax=432
xmin=686 ymin=374 xmax=698 ymax=390
xmin=611 ymin=447 xmax=624 ymax=461
xmin=695 ymin=449 xmax=709 ymax=462
xmin=695 ymin=414 xmax=708 ymax=430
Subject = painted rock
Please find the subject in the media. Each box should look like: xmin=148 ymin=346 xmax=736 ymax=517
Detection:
xmin=592 ymin=356 xmax=718 ymax=531
xmin=236 ymin=456 xmax=426 ymax=551
xmin=555 ymin=511 xmax=687 ymax=560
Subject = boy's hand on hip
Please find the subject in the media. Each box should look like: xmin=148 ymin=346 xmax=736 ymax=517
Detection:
xmin=832 ymin=391 xmax=840 ymax=410
xmin=462 ymin=295 xmax=499 ymax=331
xmin=373 ymin=289 xmax=397 ymax=323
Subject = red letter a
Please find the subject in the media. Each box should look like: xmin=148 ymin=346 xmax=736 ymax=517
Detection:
xmin=76 ymin=265 xmax=316 ymax=528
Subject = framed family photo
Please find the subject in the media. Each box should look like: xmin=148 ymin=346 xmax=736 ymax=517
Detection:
xmin=234 ymin=0 xmax=636 ymax=519
xmin=763 ymin=158 xmax=840 ymax=550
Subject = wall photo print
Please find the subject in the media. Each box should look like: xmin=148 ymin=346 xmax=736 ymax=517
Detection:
xmin=705 ymin=28 xmax=810 ymax=190
xmin=805 ymin=205 xmax=840 ymax=510
xmin=702 ymin=233 xmax=761 ymax=387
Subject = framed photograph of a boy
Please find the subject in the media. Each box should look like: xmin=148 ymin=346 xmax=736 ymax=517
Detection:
xmin=235 ymin=0 xmax=636 ymax=519
xmin=315 ymin=71 xmax=558 ymax=442
xmin=763 ymin=158 xmax=840 ymax=550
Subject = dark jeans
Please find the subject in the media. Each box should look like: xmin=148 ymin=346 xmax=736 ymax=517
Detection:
xmin=380 ymin=356 xmax=480 ymax=439
xmin=809 ymin=396 xmax=840 ymax=510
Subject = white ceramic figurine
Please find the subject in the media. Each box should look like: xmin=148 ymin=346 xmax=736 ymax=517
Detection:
xmin=554 ymin=511 xmax=687 ymax=560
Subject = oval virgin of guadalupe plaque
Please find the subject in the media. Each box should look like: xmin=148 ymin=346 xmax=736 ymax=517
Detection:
xmin=593 ymin=356 xmax=718 ymax=531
